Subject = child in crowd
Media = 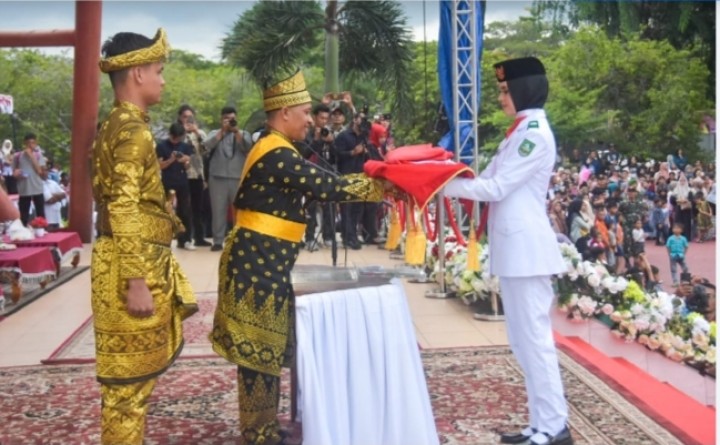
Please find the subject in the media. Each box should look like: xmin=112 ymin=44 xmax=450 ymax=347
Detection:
xmin=666 ymin=223 xmax=690 ymax=286
xmin=587 ymin=227 xmax=607 ymax=264
xmin=631 ymin=218 xmax=646 ymax=255
xmin=649 ymin=198 xmax=670 ymax=245
xmin=605 ymin=200 xmax=625 ymax=272
xmin=694 ymin=191 xmax=713 ymax=242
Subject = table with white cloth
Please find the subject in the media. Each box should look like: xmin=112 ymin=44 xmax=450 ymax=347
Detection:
xmin=294 ymin=278 xmax=439 ymax=445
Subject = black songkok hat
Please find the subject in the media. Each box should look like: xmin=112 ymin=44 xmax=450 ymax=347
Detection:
xmin=494 ymin=57 xmax=546 ymax=82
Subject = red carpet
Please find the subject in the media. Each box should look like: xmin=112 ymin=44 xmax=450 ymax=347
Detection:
xmin=555 ymin=332 xmax=715 ymax=445
xmin=0 ymin=347 xmax=690 ymax=445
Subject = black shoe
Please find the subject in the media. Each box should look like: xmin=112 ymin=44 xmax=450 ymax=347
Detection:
xmin=344 ymin=241 xmax=362 ymax=250
xmin=501 ymin=427 xmax=535 ymax=444
xmin=195 ymin=240 xmax=212 ymax=247
xmin=210 ymin=244 xmax=223 ymax=252
xmin=529 ymin=426 xmax=573 ymax=445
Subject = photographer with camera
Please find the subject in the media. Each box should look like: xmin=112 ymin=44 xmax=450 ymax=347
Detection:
xmin=156 ymin=122 xmax=195 ymax=250
xmin=335 ymin=110 xmax=383 ymax=249
xmin=203 ymin=106 xmax=252 ymax=251
xmin=177 ymin=104 xmax=211 ymax=247
xmin=302 ymin=103 xmax=337 ymax=250
xmin=323 ymin=91 xmax=355 ymax=135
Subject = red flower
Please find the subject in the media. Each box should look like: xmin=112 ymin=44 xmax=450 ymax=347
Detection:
xmin=29 ymin=217 xmax=48 ymax=229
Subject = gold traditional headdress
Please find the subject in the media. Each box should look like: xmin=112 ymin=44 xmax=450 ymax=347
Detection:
xmin=99 ymin=28 xmax=170 ymax=73
xmin=263 ymin=69 xmax=312 ymax=112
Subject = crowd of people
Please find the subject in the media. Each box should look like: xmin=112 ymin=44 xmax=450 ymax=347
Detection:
xmin=547 ymin=146 xmax=715 ymax=288
xmin=3 ymin=23 xmax=714 ymax=445
xmin=0 ymin=136 xmax=68 ymax=230
xmin=132 ymin=91 xmax=394 ymax=254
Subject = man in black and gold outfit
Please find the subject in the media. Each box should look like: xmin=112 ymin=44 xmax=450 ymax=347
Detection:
xmin=211 ymin=70 xmax=385 ymax=445
xmin=92 ymin=29 xmax=197 ymax=445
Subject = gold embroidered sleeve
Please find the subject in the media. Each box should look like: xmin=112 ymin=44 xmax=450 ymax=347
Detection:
xmin=107 ymin=123 xmax=153 ymax=279
xmin=254 ymin=148 xmax=384 ymax=203
xmin=338 ymin=173 xmax=384 ymax=202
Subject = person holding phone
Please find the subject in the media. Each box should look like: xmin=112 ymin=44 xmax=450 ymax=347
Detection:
xmin=177 ymin=104 xmax=211 ymax=247
xmin=13 ymin=133 xmax=46 ymax=225
xmin=156 ymin=122 xmax=195 ymax=250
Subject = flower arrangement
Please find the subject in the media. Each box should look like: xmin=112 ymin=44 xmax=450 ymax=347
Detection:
xmin=29 ymin=217 xmax=48 ymax=229
xmin=426 ymin=233 xmax=499 ymax=304
xmin=428 ymin=236 xmax=716 ymax=377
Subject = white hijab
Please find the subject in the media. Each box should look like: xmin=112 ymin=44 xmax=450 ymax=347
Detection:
xmin=674 ymin=173 xmax=691 ymax=201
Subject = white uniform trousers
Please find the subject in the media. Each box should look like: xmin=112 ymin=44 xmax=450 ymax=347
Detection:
xmin=500 ymin=275 xmax=568 ymax=435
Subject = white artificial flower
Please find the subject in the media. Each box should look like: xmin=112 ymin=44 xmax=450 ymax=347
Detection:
xmin=586 ymin=272 xmax=601 ymax=288
xmin=470 ymin=278 xmax=485 ymax=295
xmin=577 ymin=295 xmax=597 ymax=315
xmin=601 ymin=303 xmax=614 ymax=315
xmin=630 ymin=303 xmax=645 ymax=315
xmin=692 ymin=317 xmax=711 ymax=336
xmin=633 ymin=316 xmax=650 ymax=332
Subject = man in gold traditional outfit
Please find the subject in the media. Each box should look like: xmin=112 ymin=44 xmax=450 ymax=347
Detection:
xmin=91 ymin=28 xmax=198 ymax=445
xmin=211 ymin=70 xmax=385 ymax=445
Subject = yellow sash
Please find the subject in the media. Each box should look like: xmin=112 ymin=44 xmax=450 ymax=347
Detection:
xmin=235 ymin=131 xmax=305 ymax=243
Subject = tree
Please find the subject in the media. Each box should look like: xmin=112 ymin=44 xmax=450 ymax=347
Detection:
xmin=533 ymin=1 xmax=716 ymax=98
xmin=221 ymin=0 xmax=414 ymax=120
xmin=0 ymin=49 xmax=77 ymax=167
xmin=550 ymin=27 xmax=711 ymax=159
xmin=0 ymin=49 xmax=268 ymax=168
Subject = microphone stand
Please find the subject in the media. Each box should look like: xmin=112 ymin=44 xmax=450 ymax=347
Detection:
xmin=296 ymin=139 xmax=342 ymax=267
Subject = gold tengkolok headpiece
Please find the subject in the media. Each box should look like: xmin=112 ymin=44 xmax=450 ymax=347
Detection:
xmin=263 ymin=69 xmax=312 ymax=112
xmin=99 ymin=28 xmax=170 ymax=73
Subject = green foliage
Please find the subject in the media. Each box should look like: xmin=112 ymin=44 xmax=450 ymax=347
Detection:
xmin=550 ymin=27 xmax=711 ymax=159
xmin=0 ymin=49 xmax=76 ymax=166
xmin=337 ymin=1 xmax=414 ymax=117
xmin=0 ymin=11 xmax=712 ymax=171
xmin=221 ymin=1 xmax=324 ymax=86
xmin=0 ymin=48 xmax=268 ymax=169
xmin=390 ymin=41 xmax=440 ymax=146
xmin=222 ymin=0 xmax=414 ymax=121
xmin=535 ymin=1 xmax=716 ymax=98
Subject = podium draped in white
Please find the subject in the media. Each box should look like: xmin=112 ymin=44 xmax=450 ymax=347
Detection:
xmin=295 ymin=279 xmax=439 ymax=445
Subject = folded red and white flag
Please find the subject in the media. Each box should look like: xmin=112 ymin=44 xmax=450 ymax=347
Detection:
xmin=364 ymin=144 xmax=474 ymax=209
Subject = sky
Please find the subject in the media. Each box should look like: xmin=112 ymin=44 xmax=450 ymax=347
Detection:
xmin=0 ymin=0 xmax=533 ymax=60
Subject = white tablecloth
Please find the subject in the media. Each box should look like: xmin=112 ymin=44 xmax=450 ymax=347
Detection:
xmin=295 ymin=279 xmax=439 ymax=445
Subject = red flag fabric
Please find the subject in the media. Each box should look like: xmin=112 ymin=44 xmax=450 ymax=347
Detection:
xmin=364 ymin=145 xmax=474 ymax=209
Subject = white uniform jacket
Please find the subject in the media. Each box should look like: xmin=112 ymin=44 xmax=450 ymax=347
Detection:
xmin=444 ymin=108 xmax=566 ymax=278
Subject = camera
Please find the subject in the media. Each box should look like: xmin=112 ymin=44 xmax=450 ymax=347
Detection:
xmin=229 ymin=118 xmax=238 ymax=127
xmin=320 ymin=127 xmax=330 ymax=138
xmin=174 ymin=151 xmax=183 ymax=159
xmin=359 ymin=117 xmax=371 ymax=137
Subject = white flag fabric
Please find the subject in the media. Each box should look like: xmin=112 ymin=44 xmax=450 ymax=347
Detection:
xmin=0 ymin=95 xmax=13 ymax=115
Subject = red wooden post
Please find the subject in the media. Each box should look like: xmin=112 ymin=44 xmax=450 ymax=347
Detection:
xmin=0 ymin=30 xmax=75 ymax=47
xmin=68 ymin=1 xmax=102 ymax=242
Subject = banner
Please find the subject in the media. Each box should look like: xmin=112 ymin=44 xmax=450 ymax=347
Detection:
xmin=0 ymin=95 xmax=13 ymax=115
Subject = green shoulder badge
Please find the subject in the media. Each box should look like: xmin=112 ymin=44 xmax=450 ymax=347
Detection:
xmin=527 ymin=120 xmax=539 ymax=129
xmin=518 ymin=139 xmax=536 ymax=157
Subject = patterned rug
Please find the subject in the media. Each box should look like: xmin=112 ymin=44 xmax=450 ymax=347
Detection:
xmin=2 ymin=347 xmax=686 ymax=445
xmin=42 ymin=291 xmax=217 ymax=364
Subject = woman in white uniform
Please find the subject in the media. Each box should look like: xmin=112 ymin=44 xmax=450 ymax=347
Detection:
xmin=443 ymin=57 xmax=572 ymax=445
